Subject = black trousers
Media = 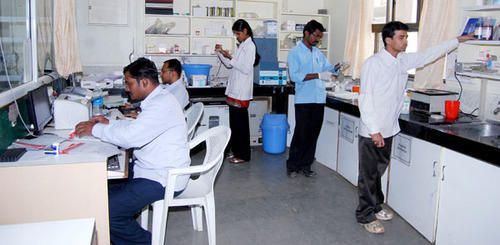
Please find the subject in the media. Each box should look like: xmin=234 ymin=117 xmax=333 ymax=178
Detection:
xmin=356 ymin=136 xmax=393 ymax=224
xmin=287 ymin=103 xmax=325 ymax=172
xmin=228 ymin=105 xmax=251 ymax=161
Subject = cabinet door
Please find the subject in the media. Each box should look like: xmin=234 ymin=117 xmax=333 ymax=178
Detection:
xmin=315 ymin=108 xmax=339 ymax=170
xmin=196 ymin=105 xmax=229 ymax=136
xmin=286 ymin=95 xmax=295 ymax=147
xmin=337 ymin=113 xmax=360 ymax=186
xmin=388 ymin=134 xmax=441 ymax=242
xmin=436 ymin=149 xmax=500 ymax=245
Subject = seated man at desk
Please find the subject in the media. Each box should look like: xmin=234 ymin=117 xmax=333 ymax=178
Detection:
xmin=75 ymin=57 xmax=190 ymax=244
xmin=160 ymin=59 xmax=190 ymax=109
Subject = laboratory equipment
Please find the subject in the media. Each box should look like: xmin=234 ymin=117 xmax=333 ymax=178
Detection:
xmin=54 ymin=93 xmax=92 ymax=130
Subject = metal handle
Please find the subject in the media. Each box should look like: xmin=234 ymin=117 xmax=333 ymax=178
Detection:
xmin=441 ymin=165 xmax=446 ymax=181
xmin=354 ymin=126 xmax=358 ymax=138
xmin=432 ymin=161 xmax=437 ymax=177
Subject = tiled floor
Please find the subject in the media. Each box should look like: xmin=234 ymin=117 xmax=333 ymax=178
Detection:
xmin=161 ymin=147 xmax=430 ymax=245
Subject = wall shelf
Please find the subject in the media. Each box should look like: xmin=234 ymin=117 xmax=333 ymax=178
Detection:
xmin=145 ymin=14 xmax=190 ymax=18
xmin=464 ymin=40 xmax=500 ymax=46
xmin=281 ymin=12 xmax=329 ymax=17
xmin=456 ymin=71 xmax=500 ymax=81
xmin=463 ymin=5 xmax=500 ymax=11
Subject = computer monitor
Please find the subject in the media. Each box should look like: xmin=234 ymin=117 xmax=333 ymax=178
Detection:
xmin=26 ymin=85 xmax=52 ymax=135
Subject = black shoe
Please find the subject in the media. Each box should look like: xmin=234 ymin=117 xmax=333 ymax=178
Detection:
xmin=302 ymin=169 xmax=317 ymax=177
xmin=287 ymin=170 xmax=298 ymax=178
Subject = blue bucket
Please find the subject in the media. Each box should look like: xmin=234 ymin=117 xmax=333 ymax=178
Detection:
xmin=183 ymin=64 xmax=212 ymax=86
xmin=260 ymin=113 xmax=288 ymax=154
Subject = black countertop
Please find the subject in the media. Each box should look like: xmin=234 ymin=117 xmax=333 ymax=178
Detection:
xmin=187 ymin=84 xmax=294 ymax=98
xmin=187 ymin=84 xmax=294 ymax=114
xmin=326 ymin=96 xmax=500 ymax=167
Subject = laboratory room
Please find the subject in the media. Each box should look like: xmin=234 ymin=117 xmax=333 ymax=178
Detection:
xmin=1 ymin=0 xmax=500 ymax=244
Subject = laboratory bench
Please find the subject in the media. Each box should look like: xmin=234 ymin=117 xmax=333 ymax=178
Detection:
xmin=187 ymin=84 xmax=294 ymax=114
xmin=316 ymin=96 xmax=500 ymax=244
xmin=326 ymin=96 xmax=500 ymax=166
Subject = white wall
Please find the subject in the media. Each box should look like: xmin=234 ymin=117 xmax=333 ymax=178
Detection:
xmin=285 ymin=0 xmax=324 ymax=13
xmin=324 ymin=0 xmax=349 ymax=64
xmin=75 ymin=0 xmax=139 ymax=72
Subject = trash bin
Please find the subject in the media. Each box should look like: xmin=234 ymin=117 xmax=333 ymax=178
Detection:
xmin=260 ymin=113 xmax=288 ymax=154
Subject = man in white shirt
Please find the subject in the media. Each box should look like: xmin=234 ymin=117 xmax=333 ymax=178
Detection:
xmin=160 ymin=59 xmax=190 ymax=109
xmin=356 ymin=21 xmax=473 ymax=234
xmin=75 ymin=58 xmax=190 ymax=244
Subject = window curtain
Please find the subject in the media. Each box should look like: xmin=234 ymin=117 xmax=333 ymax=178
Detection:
xmin=37 ymin=0 xmax=53 ymax=76
xmin=343 ymin=0 xmax=374 ymax=79
xmin=414 ymin=0 xmax=458 ymax=89
xmin=54 ymin=0 xmax=82 ymax=78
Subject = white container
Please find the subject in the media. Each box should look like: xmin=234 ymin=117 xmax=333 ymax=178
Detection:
xmin=281 ymin=20 xmax=295 ymax=31
xmin=264 ymin=20 xmax=277 ymax=37
xmin=192 ymin=5 xmax=205 ymax=16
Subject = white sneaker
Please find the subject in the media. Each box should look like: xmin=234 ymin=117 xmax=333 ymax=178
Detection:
xmin=375 ymin=209 xmax=394 ymax=221
xmin=362 ymin=220 xmax=385 ymax=234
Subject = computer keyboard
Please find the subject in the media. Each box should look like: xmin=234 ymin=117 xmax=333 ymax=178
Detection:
xmin=0 ymin=148 xmax=27 ymax=162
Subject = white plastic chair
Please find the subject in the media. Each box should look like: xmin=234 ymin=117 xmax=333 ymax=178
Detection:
xmin=141 ymin=125 xmax=231 ymax=245
xmin=185 ymin=102 xmax=204 ymax=140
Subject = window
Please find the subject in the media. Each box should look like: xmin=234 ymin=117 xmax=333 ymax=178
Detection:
xmin=0 ymin=0 xmax=33 ymax=93
xmin=0 ymin=0 xmax=54 ymax=109
xmin=372 ymin=0 xmax=423 ymax=74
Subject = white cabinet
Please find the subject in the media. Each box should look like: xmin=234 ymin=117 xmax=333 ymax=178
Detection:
xmin=286 ymin=94 xmax=295 ymax=147
xmin=337 ymin=113 xmax=360 ymax=186
xmin=196 ymin=104 xmax=230 ymax=136
xmin=248 ymin=97 xmax=271 ymax=146
xmin=337 ymin=112 xmax=388 ymax=195
xmin=387 ymin=134 xmax=442 ymax=242
xmin=315 ymin=107 xmax=339 ymax=170
xmin=436 ymin=149 xmax=500 ymax=245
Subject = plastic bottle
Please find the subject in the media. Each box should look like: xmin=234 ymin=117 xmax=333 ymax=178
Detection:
xmin=92 ymin=88 xmax=104 ymax=116
xmin=486 ymin=53 xmax=494 ymax=70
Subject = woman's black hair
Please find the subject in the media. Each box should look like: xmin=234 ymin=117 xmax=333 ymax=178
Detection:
xmin=232 ymin=19 xmax=261 ymax=67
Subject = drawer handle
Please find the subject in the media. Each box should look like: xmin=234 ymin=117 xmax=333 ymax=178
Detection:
xmin=441 ymin=165 xmax=446 ymax=181
xmin=433 ymin=161 xmax=437 ymax=177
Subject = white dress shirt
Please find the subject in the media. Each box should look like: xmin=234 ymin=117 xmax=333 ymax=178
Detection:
xmin=164 ymin=78 xmax=189 ymax=109
xmin=217 ymin=37 xmax=256 ymax=101
xmin=92 ymin=86 xmax=190 ymax=191
xmin=359 ymin=38 xmax=459 ymax=138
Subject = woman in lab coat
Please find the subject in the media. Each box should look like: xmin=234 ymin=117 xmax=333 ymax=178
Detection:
xmin=216 ymin=19 xmax=260 ymax=164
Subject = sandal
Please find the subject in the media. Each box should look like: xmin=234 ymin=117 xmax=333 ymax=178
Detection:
xmin=228 ymin=157 xmax=246 ymax=164
xmin=361 ymin=220 xmax=385 ymax=234
xmin=375 ymin=208 xmax=394 ymax=221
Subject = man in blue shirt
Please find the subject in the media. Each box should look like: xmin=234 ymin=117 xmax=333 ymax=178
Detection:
xmin=287 ymin=20 xmax=335 ymax=178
